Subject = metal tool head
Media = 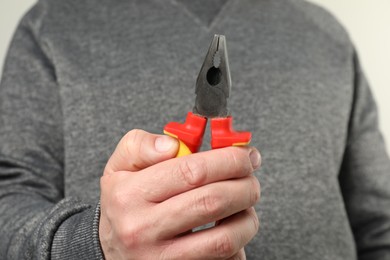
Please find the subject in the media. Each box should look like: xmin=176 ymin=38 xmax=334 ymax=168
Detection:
xmin=193 ymin=34 xmax=232 ymax=118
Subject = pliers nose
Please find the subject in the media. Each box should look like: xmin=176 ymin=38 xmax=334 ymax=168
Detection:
xmin=164 ymin=34 xmax=251 ymax=157
xmin=194 ymin=35 xmax=231 ymax=118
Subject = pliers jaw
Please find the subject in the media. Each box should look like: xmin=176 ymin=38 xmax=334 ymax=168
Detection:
xmin=194 ymin=35 xmax=231 ymax=118
xmin=164 ymin=35 xmax=251 ymax=157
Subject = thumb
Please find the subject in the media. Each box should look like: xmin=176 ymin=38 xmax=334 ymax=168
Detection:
xmin=104 ymin=129 xmax=179 ymax=174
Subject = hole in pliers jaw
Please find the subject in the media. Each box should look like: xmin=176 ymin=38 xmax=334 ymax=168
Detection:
xmin=206 ymin=66 xmax=222 ymax=86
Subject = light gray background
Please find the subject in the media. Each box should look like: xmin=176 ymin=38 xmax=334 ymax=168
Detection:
xmin=0 ymin=1 xmax=389 ymax=153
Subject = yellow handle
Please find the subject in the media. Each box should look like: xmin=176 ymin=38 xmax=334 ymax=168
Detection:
xmin=175 ymin=140 xmax=192 ymax=157
xmin=164 ymin=130 xmax=193 ymax=157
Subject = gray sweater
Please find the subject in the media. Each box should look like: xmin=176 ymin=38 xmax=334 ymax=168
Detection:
xmin=0 ymin=0 xmax=389 ymax=259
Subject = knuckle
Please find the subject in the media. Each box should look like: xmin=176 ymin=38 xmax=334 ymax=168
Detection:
xmin=116 ymin=223 xmax=143 ymax=250
xmin=176 ymin=158 xmax=207 ymax=187
xmin=225 ymin=148 xmax=252 ymax=176
xmin=197 ymin=191 xmax=224 ymax=218
xmin=100 ymin=172 xmax=123 ymax=196
xmin=213 ymin=232 xmax=237 ymax=258
xmin=111 ymin=187 xmax=130 ymax=210
xmin=123 ymin=129 xmax=147 ymax=169
xmin=125 ymin=129 xmax=145 ymax=140
xmin=124 ymin=129 xmax=144 ymax=152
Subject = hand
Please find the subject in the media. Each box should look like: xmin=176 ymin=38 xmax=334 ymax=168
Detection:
xmin=100 ymin=129 xmax=261 ymax=259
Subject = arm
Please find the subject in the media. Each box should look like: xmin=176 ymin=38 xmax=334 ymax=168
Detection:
xmin=339 ymin=51 xmax=390 ymax=260
xmin=0 ymin=3 xmax=103 ymax=259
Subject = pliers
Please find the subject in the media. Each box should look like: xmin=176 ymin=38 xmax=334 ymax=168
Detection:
xmin=164 ymin=35 xmax=251 ymax=157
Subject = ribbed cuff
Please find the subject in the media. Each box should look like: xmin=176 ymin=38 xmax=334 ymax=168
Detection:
xmin=51 ymin=201 xmax=104 ymax=260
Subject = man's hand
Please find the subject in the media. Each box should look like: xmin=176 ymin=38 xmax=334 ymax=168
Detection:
xmin=100 ymin=129 xmax=261 ymax=259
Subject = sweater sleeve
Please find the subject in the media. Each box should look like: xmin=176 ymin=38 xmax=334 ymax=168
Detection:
xmin=0 ymin=3 xmax=104 ymax=259
xmin=339 ymin=51 xmax=390 ymax=260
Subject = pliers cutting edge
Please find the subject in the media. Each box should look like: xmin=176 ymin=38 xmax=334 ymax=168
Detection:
xmin=164 ymin=35 xmax=251 ymax=157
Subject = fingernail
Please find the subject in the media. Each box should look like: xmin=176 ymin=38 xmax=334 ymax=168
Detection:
xmin=249 ymin=149 xmax=261 ymax=169
xmin=155 ymin=136 xmax=176 ymax=153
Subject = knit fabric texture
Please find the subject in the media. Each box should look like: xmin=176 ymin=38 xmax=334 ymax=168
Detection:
xmin=0 ymin=0 xmax=389 ymax=259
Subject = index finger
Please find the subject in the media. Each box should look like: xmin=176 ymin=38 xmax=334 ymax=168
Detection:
xmin=134 ymin=146 xmax=261 ymax=202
